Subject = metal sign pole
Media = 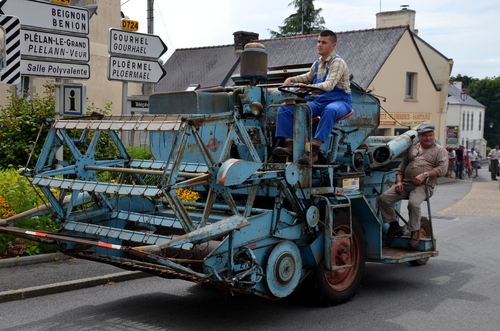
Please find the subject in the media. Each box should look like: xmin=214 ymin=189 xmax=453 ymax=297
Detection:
xmin=121 ymin=81 xmax=130 ymax=146
xmin=55 ymin=78 xmax=63 ymax=163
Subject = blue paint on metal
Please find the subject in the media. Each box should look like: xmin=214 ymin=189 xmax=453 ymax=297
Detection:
xmin=0 ymin=79 xmax=439 ymax=301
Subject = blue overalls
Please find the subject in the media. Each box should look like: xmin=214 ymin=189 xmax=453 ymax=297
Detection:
xmin=276 ymin=56 xmax=352 ymax=142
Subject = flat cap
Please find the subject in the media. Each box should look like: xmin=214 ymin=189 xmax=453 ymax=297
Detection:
xmin=416 ymin=122 xmax=435 ymax=134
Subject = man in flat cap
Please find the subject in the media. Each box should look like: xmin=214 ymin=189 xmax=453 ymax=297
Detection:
xmin=378 ymin=122 xmax=448 ymax=250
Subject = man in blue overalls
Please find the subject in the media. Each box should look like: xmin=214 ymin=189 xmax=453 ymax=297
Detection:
xmin=274 ymin=30 xmax=352 ymax=164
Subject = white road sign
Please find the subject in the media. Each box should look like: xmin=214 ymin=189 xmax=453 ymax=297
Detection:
xmin=21 ymin=59 xmax=90 ymax=79
xmin=21 ymin=29 xmax=89 ymax=62
xmin=0 ymin=0 xmax=89 ymax=35
xmin=108 ymin=28 xmax=168 ymax=59
xmin=108 ymin=56 xmax=166 ymax=84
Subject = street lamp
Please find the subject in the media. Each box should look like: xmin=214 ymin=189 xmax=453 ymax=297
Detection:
xmin=490 ymin=121 xmax=494 ymax=129
xmin=460 ymin=88 xmax=468 ymax=101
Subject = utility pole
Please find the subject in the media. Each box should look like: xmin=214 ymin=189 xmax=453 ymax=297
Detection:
xmin=301 ymin=0 xmax=304 ymax=35
xmin=145 ymin=0 xmax=154 ymax=96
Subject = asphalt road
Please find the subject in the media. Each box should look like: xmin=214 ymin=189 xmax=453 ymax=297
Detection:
xmin=1 ymin=166 xmax=499 ymax=330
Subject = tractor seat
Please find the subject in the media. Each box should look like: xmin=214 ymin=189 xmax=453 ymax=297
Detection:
xmin=310 ymin=109 xmax=355 ymax=124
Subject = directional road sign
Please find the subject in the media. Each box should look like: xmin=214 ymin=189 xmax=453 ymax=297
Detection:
xmin=21 ymin=29 xmax=89 ymax=62
xmin=107 ymin=56 xmax=166 ymax=84
xmin=0 ymin=14 xmax=21 ymax=84
xmin=21 ymin=59 xmax=90 ymax=79
xmin=108 ymin=28 xmax=168 ymax=60
xmin=0 ymin=0 xmax=89 ymax=35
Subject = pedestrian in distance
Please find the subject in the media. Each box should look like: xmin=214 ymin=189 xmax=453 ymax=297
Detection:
xmin=464 ymin=154 xmax=472 ymax=176
xmin=455 ymin=145 xmax=465 ymax=180
xmin=446 ymin=146 xmax=456 ymax=178
xmin=274 ymin=29 xmax=352 ymax=164
xmin=488 ymin=144 xmax=500 ymax=181
xmin=377 ymin=122 xmax=448 ymax=250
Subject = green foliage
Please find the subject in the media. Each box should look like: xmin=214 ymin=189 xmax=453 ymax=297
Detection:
xmin=127 ymin=145 xmax=152 ymax=160
xmin=0 ymin=83 xmax=56 ymax=169
xmin=0 ymin=168 xmax=61 ymax=257
xmin=0 ymin=167 xmax=41 ymax=215
xmin=269 ymin=0 xmax=326 ymax=38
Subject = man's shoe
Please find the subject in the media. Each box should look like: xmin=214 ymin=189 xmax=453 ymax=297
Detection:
xmin=382 ymin=221 xmax=405 ymax=241
xmin=409 ymin=230 xmax=420 ymax=250
xmin=493 ymin=179 xmax=498 ymax=181
xmin=273 ymin=141 xmax=293 ymax=162
xmin=298 ymin=144 xmax=320 ymax=164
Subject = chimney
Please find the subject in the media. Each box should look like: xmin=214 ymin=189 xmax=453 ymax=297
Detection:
xmin=233 ymin=31 xmax=259 ymax=53
xmin=376 ymin=6 xmax=418 ymax=34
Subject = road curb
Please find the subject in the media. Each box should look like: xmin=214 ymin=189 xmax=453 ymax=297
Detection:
xmin=0 ymin=252 xmax=70 ymax=269
xmin=0 ymin=270 xmax=151 ymax=304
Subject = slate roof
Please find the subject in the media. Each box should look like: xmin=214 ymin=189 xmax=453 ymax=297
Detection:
xmin=156 ymin=26 xmax=409 ymax=92
xmin=447 ymin=84 xmax=485 ymax=108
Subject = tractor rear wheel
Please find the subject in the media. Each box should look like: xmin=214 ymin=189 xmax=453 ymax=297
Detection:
xmin=302 ymin=211 xmax=366 ymax=306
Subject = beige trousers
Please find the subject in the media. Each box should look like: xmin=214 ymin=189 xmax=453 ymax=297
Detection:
xmin=378 ymin=183 xmax=433 ymax=232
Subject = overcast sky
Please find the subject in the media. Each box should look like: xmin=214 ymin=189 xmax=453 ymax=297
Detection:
xmin=120 ymin=0 xmax=499 ymax=79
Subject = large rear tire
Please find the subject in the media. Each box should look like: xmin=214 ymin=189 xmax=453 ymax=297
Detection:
xmin=302 ymin=211 xmax=366 ymax=306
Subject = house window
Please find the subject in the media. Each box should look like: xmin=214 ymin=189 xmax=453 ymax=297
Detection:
xmin=471 ymin=113 xmax=474 ymax=132
xmin=479 ymin=112 xmax=482 ymax=130
xmin=467 ymin=113 xmax=470 ymax=131
xmin=405 ymin=73 xmax=416 ymax=99
xmin=462 ymin=112 xmax=466 ymax=131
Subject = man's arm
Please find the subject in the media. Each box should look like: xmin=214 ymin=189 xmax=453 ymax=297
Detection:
xmin=285 ymin=63 xmax=315 ymax=86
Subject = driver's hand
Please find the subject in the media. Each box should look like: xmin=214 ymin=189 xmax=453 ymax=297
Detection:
xmin=294 ymin=83 xmax=308 ymax=92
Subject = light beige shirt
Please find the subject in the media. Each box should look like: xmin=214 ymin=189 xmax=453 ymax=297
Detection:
xmin=397 ymin=142 xmax=448 ymax=188
xmin=293 ymin=52 xmax=351 ymax=93
xmin=489 ymin=148 xmax=500 ymax=160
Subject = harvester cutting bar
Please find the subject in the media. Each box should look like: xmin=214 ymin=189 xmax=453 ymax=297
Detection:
xmin=129 ymin=160 xmax=208 ymax=173
xmin=63 ymin=220 xmax=187 ymax=248
xmin=51 ymin=115 xmax=183 ymax=131
xmin=111 ymin=210 xmax=187 ymax=229
xmin=51 ymin=112 xmax=236 ymax=131
xmin=32 ymin=177 xmax=161 ymax=197
xmin=84 ymin=165 xmax=203 ymax=179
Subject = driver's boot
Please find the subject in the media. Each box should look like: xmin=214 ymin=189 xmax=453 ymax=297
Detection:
xmin=298 ymin=144 xmax=320 ymax=164
xmin=273 ymin=141 xmax=293 ymax=162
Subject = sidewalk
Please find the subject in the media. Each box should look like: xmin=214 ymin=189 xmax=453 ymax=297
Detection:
xmin=1 ymin=170 xmax=492 ymax=304
xmin=436 ymin=171 xmax=500 ymax=218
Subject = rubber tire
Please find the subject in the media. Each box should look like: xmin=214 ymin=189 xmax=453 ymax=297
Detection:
xmin=302 ymin=211 xmax=366 ymax=306
xmin=408 ymin=217 xmax=432 ymax=266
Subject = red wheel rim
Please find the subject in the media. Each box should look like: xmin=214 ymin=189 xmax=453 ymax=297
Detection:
xmin=323 ymin=224 xmax=360 ymax=291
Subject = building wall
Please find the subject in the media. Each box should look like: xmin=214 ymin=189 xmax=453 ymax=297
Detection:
xmin=376 ymin=8 xmax=417 ymax=33
xmin=367 ymin=30 xmax=446 ymax=142
xmin=446 ymin=103 xmax=486 ymax=155
xmin=0 ymin=0 xmax=142 ymax=114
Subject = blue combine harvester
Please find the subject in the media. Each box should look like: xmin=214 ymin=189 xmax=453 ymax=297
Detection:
xmin=0 ymin=43 xmax=436 ymax=306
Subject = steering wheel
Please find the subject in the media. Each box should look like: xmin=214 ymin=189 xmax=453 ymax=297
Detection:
xmin=278 ymin=85 xmax=325 ymax=98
